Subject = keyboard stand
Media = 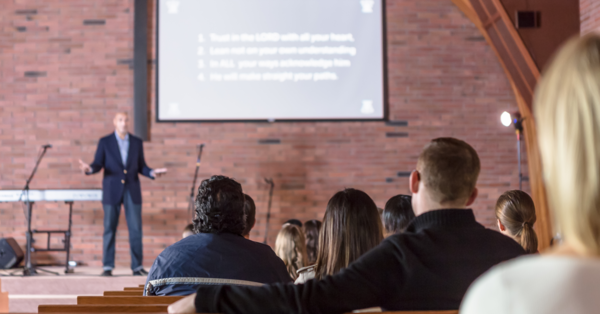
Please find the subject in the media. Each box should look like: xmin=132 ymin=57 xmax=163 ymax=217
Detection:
xmin=24 ymin=201 xmax=74 ymax=276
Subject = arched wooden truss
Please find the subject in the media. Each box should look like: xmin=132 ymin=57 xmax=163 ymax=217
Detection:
xmin=451 ymin=0 xmax=552 ymax=250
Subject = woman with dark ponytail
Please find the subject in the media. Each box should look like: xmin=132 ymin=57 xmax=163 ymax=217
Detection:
xmin=495 ymin=190 xmax=538 ymax=254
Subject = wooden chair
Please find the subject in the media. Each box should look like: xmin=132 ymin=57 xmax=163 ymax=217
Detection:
xmin=78 ymin=296 xmax=183 ymax=305
xmin=103 ymin=290 xmax=144 ymax=296
xmin=38 ymin=304 xmax=168 ymax=313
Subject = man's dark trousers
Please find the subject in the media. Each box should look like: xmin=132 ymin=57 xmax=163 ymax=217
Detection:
xmin=102 ymin=189 xmax=143 ymax=271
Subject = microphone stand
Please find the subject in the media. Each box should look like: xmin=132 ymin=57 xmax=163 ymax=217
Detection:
xmin=188 ymin=144 xmax=205 ymax=221
xmin=513 ymin=117 xmax=525 ymax=191
xmin=19 ymin=145 xmax=58 ymax=276
xmin=263 ymin=178 xmax=274 ymax=244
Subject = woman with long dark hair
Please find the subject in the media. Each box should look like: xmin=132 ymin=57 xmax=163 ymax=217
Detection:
xmin=295 ymin=188 xmax=383 ymax=284
xmin=303 ymin=220 xmax=322 ymax=265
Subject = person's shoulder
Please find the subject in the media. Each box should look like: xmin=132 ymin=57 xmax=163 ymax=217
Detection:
xmin=461 ymin=256 xmax=543 ymax=313
xmin=381 ymin=231 xmax=423 ymax=247
xmin=241 ymin=237 xmax=278 ymax=253
xmin=466 ymin=255 xmax=567 ymax=294
xmin=295 ymin=265 xmax=315 ymax=284
xmin=463 ymin=255 xmax=600 ymax=314
xmin=460 ymin=260 xmax=510 ymax=314
xmin=163 ymin=233 xmax=208 ymax=252
xmin=297 ymin=265 xmax=315 ymax=274
xmin=481 ymin=228 xmax=527 ymax=253
xmin=128 ymin=133 xmax=143 ymax=144
xmin=99 ymin=134 xmax=115 ymax=142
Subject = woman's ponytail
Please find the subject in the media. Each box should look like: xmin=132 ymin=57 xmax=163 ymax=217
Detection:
xmin=520 ymin=222 xmax=538 ymax=254
xmin=496 ymin=190 xmax=538 ymax=254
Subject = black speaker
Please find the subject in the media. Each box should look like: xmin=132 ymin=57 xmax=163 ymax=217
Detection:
xmin=516 ymin=11 xmax=541 ymax=29
xmin=0 ymin=238 xmax=24 ymax=269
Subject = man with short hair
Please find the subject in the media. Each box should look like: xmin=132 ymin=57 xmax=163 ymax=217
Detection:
xmin=169 ymin=138 xmax=525 ymax=313
xmin=145 ymin=175 xmax=291 ymax=296
xmin=78 ymin=112 xmax=167 ymax=276
xmin=242 ymin=194 xmax=256 ymax=239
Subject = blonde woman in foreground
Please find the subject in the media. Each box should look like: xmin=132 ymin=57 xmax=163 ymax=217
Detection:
xmin=461 ymin=34 xmax=600 ymax=314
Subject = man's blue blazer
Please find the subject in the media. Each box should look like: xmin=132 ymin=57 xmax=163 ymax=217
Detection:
xmin=87 ymin=133 xmax=154 ymax=205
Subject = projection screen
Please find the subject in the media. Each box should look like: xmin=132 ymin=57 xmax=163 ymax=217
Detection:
xmin=157 ymin=0 xmax=385 ymax=122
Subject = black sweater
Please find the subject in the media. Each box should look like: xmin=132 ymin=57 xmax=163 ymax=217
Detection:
xmin=194 ymin=209 xmax=525 ymax=313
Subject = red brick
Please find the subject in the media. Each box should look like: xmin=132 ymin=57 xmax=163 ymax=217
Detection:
xmin=0 ymin=0 xmax=530 ymax=266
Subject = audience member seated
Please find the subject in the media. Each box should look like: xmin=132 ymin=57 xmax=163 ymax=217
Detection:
xmin=242 ymin=194 xmax=256 ymax=239
xmin=461 ymin=34 xmax=600 ymax=314
xmin=295 ymin=189 xmax=383 ymax=284
xmin=284 ymin=219 xmax=303 ymax=228
xmin=145 ymin=175 xmax=291 ymax=296
xmin=495 ymin=190 xmax=538 ymax=253
xmin=303 ymin=219 xmax=322 ymax=265
xmin=182 ymin=224 xmax=194 ymax=239
xmin=383 ymin=194 xmax=415 ymax=236
xmin=168 ymin=138 xmax=525 ymax=313
xmin=275 ymin=223 xmax=308 ymax=280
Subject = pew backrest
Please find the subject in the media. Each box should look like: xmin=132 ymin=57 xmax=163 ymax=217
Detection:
xmin=103 ymin=291 xmax=144 ymax=296
xmin=78 ymin=296 xmax=183 ymax=305
xmin=38 ymin=304 xmax=168 ymax=313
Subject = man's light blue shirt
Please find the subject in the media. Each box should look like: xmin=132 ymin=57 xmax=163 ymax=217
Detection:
xmin=114 ymin=131 xmax=129 ymax=166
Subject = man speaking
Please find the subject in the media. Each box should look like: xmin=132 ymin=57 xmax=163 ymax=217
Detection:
xmin=78 ymin=112 xmax=167 ymax=276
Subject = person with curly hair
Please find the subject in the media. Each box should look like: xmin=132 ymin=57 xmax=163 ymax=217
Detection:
xmin=144 ymin=175 xmax=291 ymax=296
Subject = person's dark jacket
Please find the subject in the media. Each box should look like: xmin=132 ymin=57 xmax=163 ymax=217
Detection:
xmin=87 ymin=133 xmax=153 ymax=205
xmin=145 ymin=232 xmax=292 ymax=296
xmin=194 ymin=209 xmax=526 ymax=313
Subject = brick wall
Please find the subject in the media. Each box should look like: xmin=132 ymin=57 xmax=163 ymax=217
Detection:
xmin=581 ymin=0 xmax=600 ymax=34
xmin=0 ymin=0 xmax=527 ymax=267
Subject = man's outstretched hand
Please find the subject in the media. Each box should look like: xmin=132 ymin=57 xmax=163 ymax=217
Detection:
xmin=168 ymin=293 xmax=196 ymax=313
xmin=78 ymin=159 xmax=91 ymax=174
xmin=153 ymin=168 xmax=168 ymax=178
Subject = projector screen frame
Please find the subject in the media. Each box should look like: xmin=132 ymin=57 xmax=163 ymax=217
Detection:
xmin=154 ymin=0 xmax=389 ymax=123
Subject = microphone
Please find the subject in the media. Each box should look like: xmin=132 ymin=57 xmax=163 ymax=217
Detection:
xmin=196 ymin=144 xmax=205 ymax=165
xmin=42 ymin=144 xmax=52 ymax=149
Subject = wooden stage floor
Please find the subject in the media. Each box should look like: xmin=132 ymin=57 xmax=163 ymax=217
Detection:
xmin=0 ymin=267 xmax=148 ymax=313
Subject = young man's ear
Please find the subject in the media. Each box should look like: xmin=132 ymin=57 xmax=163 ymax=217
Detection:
xmin=465 ymin=187 xmax=478 ymax=206
xmin=409 ymin=170 xmax=420 ymax=194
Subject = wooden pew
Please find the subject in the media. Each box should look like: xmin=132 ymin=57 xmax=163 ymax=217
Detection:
xmin=103 ymin=290 xmax=144 ymax=296
xmin=40 ymin=305 xmax=457 ymax=314
xmin=78 ymin=296 xmax=183 ymax=305
xmin=124 ymin=287 xmax=145 ymax=291
xmin=38 ymin=304 xmax=168 ymax=313
xmin=0 ymin=279 xmax=8 ymax=313
xmin=380 ymin=312 xmax=458 ymax=314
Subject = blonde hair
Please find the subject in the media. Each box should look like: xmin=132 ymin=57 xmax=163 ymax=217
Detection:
xmin=275 ymin=223 xmax=307 ymax=280
xmin=535 ymin=34 xmax=600 ymax=254
xmin=495 ymin=190 xmax=538 ymax=253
